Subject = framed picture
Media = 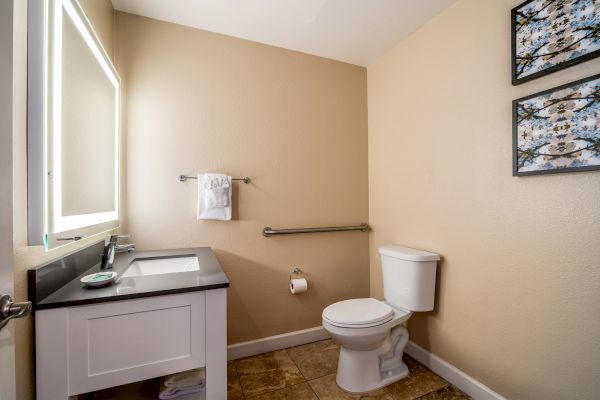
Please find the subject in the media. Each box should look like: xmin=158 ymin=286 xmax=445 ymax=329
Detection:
xmin=513 ymin=73 xmax=600 ymax=176
xmin=512 ymin=0 xmax=600 ymax=85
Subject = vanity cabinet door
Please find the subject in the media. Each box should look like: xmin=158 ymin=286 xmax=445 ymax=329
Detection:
xmin=64 ymin=292 xmax=205 ymax=395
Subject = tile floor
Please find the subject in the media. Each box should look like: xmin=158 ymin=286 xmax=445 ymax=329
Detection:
xmin=228 ymin=339 xmax=470 ymax=400
xmin=86 ymin=339 xmax=470 ymax=400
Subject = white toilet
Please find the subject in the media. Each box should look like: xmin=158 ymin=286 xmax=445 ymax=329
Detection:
xmin=322 ymin=245 xmax=439 ymax=393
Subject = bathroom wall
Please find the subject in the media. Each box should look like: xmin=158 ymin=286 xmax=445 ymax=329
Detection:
xmin=114 ymin=12 xmax=369 ymax=344
xmin=12 ymin=2 xmax=115 ymax=399
xmin=79 ymin=0 xmax=114 ymax=60
xmin=367 ymin=0 xmax=600 ymax=399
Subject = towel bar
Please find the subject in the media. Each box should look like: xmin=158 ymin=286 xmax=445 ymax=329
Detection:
xmin=178 ymin=174 xmax=250 ymax=184
xmin=262 ymin=223 xmax=369 ymax=237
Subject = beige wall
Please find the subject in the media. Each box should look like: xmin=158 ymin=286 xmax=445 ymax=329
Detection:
xmin=367 ymin=0 xmax=600 ymax=399
xmin=114 ymin=12 xmax=369 ymax=344
xmin=79 ymin=0 xmax=114 ymax=60
xmin=12 ymin=2 xmax=115 ymax=399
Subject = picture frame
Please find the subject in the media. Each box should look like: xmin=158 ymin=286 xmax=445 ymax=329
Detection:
xmin=512 ymin=0 xmax=600 ymax=85
xmin=513 ymin=73 xmax=600 ymax=176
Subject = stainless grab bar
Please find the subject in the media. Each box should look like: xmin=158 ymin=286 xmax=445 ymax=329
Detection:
xmin=262 ymin=223 xmax=369 ymax=237
xmin=178 ymin=174 xmax=250 ymax=184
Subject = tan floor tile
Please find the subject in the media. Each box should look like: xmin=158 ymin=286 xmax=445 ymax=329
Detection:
xmin=383 ymin=369 xmax=448 ymax=400
xmin=247 ymin=382 xmax=318 ymax=400
xmin=414 ymin=385 xmax=471 ymax=400
xmin=286 ymin=339 xmax=340 ymax=380
xmin=235 ymin=350 xmax=305 ymax=397
xmin=228 ymin=360 xmax=245 ymax=400
xmin=308 ymin=373 xmax=392 ymax=400
xmin=402 ymin=355 xmax=427 ymax=373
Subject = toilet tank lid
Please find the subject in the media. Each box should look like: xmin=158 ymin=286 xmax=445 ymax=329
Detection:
xmin=378 ymin=245 xmax=440 ymax=261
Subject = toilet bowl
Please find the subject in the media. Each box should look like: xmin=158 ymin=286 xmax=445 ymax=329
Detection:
xmin=322 ymin=245 xmax=439 ymax=393
xmin=322 ymin=298 xmax=413 ymax=392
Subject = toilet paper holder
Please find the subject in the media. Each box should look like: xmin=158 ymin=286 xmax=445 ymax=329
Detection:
xmin=289 ymin=267 xmax=308 ymax=294
xmin=289 ymin=267 xmax=303 ymax=280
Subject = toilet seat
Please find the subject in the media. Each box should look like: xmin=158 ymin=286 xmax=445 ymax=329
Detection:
xmin=323 ymin=298 xmax=394 ymax=328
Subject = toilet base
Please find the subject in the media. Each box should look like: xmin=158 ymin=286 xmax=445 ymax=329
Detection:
xmin=335 ymin=325 xmax=410 ymax=393
xmin=336 ymin=355 xmax=409 ymax=394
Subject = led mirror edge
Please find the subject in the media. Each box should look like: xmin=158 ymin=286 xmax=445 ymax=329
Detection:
xmin=26 ymin=0 xmax=121 ymax=249
xmin=50 ymin=0 xmax=120 ymax=236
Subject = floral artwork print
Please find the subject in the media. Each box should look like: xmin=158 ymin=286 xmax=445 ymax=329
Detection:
xmin=513 ymin=75 xmax=600 ymax=175
xmin=512 ymin=0 xmax=600 ymax=84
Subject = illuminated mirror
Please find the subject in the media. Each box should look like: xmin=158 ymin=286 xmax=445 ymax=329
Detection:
xmin=28 ymin=0 xmax=120 ymax=250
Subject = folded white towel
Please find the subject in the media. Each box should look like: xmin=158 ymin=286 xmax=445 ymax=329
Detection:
xmin=203 ymin=175 xmax=230 ymax=208
xmin=159 ymin=378 xmax=205 ymax=400
xmin=161 ymin=392 xmax=204 ymax=400
xmin=197 ymin=173 xmax=232 ymax=221
xmin=163 ymin=368 xmax=205 ymax=388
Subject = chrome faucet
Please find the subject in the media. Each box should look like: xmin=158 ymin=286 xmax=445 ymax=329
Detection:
xmin=101 ymin=234 xmax=135 ymax=270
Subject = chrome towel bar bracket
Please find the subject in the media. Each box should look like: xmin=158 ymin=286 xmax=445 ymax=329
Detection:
xmin=262 ymin=223 xmax=369 ymax=237
xmin=178 ymin=174 xmax=250 ymax=184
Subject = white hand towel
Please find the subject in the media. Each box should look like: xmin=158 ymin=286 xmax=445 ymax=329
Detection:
xmin=203 ymin=175 xmax=230 ymax=208
xmin=163 ymin=368 xmax=205 ymax=388
xmin=197 ymin=173 xmax=232 ymax=221
xmin=161 ymin=392 xmax=204 ymax=400
xmin=158 ymin=377 xmax=204 ymax=400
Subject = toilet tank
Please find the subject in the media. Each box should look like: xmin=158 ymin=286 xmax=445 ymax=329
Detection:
xmin=379 ymin=245 xmax=440 ymax=312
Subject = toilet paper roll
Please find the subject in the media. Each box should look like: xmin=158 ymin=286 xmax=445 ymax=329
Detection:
xmin=289 ymin=278 xmax=308 ymax=294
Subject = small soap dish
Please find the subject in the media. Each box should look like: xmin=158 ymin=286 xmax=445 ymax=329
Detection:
xmin=80 ymin=271 xmax=118 ymax=288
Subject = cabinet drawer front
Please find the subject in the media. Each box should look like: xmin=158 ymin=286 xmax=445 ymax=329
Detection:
xmin=68 ymin=292 xmax=205 ymax=395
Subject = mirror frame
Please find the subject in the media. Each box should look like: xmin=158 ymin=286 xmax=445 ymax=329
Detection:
xmin=28 ymin=0 xmax=120 ymax=249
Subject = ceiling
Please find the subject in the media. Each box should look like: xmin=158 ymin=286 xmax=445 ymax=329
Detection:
xmin=111 ymin=0 xmax=457 ymax=66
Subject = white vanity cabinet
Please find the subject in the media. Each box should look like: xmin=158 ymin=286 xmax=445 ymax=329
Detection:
xmin=35 ymin=288 xmax=227 ymax=400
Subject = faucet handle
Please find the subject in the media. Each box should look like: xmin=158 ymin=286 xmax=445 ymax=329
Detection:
xmin=115 ymin=244 xmax=136 ymax=253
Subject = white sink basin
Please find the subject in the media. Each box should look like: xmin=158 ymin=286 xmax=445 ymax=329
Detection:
xmin=121 ymin=256 xmax=200 ymax=278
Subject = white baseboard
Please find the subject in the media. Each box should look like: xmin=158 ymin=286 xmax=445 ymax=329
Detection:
xmin=405 ymin=341 xmax=506 ymax=400
xmin=227 ymin=326 xmax=329 ymax=360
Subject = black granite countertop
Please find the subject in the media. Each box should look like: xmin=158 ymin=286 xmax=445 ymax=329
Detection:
xmin=29 ymin=246 xmax=230 ymax=310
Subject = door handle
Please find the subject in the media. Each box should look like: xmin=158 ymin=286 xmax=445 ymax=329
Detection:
xmin=0 ymin=294 xmax=32 ymax=330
